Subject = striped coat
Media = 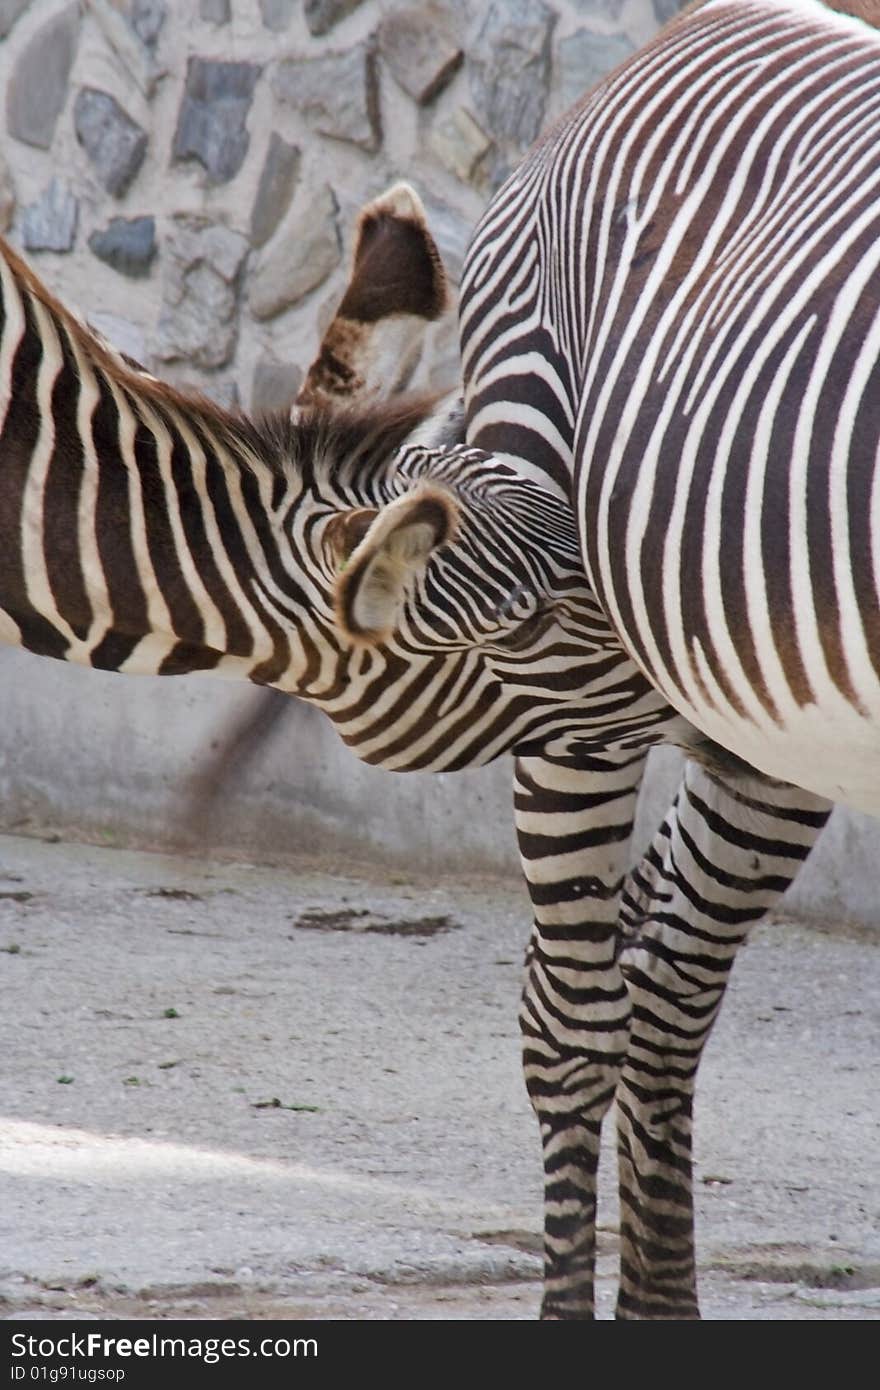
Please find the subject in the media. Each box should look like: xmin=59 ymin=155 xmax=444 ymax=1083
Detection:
xmin=447 ymin=0 xmax=877 ymax=1317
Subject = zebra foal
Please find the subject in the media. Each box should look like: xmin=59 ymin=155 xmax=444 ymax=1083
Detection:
xmin=0 ymin=194 xmax=695 ymax=1321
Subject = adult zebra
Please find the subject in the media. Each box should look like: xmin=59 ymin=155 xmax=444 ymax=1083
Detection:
xmin=329 ymin=0 xmax=879 ymax=1319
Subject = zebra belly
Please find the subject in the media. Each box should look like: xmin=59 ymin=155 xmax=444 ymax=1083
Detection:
xmin=676 ymin=695 xmax=880 ymax=815
xmin=611 ymin=649 xmax=880 ymax=813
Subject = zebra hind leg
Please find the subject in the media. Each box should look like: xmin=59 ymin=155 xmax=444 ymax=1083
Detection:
xmin=515 ymin=747 xmax=647 ymax=1319
xmin=615 ymin=760 xmax=831 ymax=1319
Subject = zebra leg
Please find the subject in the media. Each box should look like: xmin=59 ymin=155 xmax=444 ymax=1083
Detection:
xmin=515 ymin=747 xmax=647 ymax=1320
xmin=615 ymin=760 xmax=831 ymax=1319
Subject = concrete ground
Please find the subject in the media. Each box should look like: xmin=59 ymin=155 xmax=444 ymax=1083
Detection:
xmin=0 ymin=830 xmax=877 ymax=1321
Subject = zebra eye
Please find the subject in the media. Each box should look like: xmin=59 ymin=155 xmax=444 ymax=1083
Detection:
xmin=494 ymin=584 xmax=538 ymax=622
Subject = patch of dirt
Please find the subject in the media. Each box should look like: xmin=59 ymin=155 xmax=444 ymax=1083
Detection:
xmin=137 ymin=887 xmax=204 ymax=902
xmin=0 ymin=1274 xmax=544 ymax=1322
xmin=732 ymin=1261 xmax=880 ymax=1291
xmin=708 ymin=1243 xmax=880 ymax=1291
xmin=291 ymin=907 xmax=458 ymax=937
xmin=2 ymin=831 xmax=877 ymax=1323
xmin=473 ymin=1229 xmax=543 ymax=1256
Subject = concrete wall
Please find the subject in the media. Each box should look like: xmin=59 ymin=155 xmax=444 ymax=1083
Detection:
xmin=0 ymin=1 xmax=878 ymax=926
xmin=2 ymin=642 xmax=878 ymax=928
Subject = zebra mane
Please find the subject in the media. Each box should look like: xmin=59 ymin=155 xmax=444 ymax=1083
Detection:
xmin=236 ymin=392 xmax=446 ymax=489
xmin=1 ymin=233 xmax=444 ymax=494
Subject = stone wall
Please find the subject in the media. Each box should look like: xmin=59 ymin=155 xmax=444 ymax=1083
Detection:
xmin=0 ymin=0 xmax=679 ymax=405
xmin=2 ymin=1 xmax=878 ymax=926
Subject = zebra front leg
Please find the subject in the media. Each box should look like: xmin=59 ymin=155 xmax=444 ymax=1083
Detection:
xmin=516 ymin=747 xmax=647 ymax=1319
xmin=615 ymin=760 xmax=831 ymax=1319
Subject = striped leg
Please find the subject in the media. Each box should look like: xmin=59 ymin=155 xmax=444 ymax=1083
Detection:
xmin=515 ymin=747 xmax=647 ymax=1320
xmin=615 ymin=760 xmax=831 ymax=1319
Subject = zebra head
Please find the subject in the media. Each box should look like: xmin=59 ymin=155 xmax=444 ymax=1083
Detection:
xmin=236 ymin=405 xmax=604 ymax=772
xmin=332 ymin=447 xmax=589 ymax=655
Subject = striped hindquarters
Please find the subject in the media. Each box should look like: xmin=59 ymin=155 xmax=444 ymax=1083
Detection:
xmin=502 ymin=0 xmax=880 ymax=807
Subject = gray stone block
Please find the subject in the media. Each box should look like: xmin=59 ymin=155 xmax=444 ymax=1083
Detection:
xmin=251 ymin=358 xmax=304 ymax=416
xmin=653 ymin=0 xmax=687 ymax=21
xmin=467 ymin=0 xmax=556 ymax=150
xmin=74 ymin=89 xmax=148 ymax=198
xmin=88 ymin=216 xmax=157 ymax=277
xmin=556 ymin=29 xmax=634 ymax=111
xmin=250 ymin=134 xmax=300 ymax=250
xmin=249 ymin=185 xmax=341 ymax=321
xmin=304 ymin=0 xmax=365 ymax=36
xmin=429 ymin=107 xmax=492 ymax=187
xmin=199 ymin=0 xmax=230 ymax=20
xmin=0 ymin=0 xmax=29 ymax=39
xmin=572 ymin=0 xmax=626 ymax=17
xmin=273 ymin=44 xmax=380 ymax=152
xmin=173 ymin=58 xmax=261 ymax=184
xmin=129 ymin=0 xmax=166 ymax=46
xmin=127 ymin=0 xmax=166 ymax=45
xmin=22 ymin=180 xmax=78 ymax=253
xmin=259 ymin=0 xmax=294 ymax=31
xmin=378 ymin=4 xmax=463 ymax=106
xmin=103 ymin=0 xmax=165 ymax=45
xmin=86 ymin=0 xmax=162 ymax=98
xmin=156 ymin=217 xmax=249 ymax=368
xmin=6 ymin=4 xmax=80 ymax=150
xmin=202 ymin=378 xmax=240 ymax=411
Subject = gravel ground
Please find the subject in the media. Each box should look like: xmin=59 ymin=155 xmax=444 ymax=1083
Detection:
xmin=0 ymin=830 xmax=877 ymax=1321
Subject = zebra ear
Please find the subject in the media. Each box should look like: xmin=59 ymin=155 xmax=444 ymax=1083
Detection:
xmin=334 ymin=484 xmax=459 ymax=646
xmin=323 ymin=507 xmax=380 ymax=570
xmin=296 ymin=182 xmax=449 ymax=412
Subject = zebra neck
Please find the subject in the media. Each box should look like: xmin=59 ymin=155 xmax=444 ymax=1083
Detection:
xmin=0 ymin=229 xmax=463 ymax=682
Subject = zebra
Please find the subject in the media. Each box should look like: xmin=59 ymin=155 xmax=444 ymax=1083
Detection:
xmin=448 ymin=0 xmax=879 ymax=1318
xmin=2 ymin=1 xmax=876 ymax=1323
